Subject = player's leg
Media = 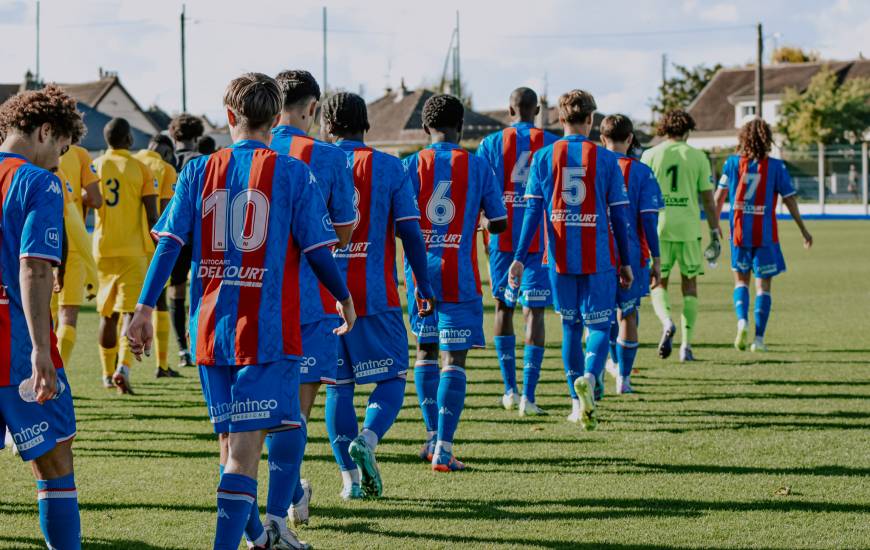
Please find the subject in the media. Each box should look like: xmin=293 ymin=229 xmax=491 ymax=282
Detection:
xmin=114 ymin=312 xmax=137 ymax=394
xmin=651 ymin=241 xmax=677 ymax=358
xmin=98 ymin=311 xmax=120 ymax=389
xmin=217 ymin=429 xmax=267 ymax=550
xmin=752 ymin=277 xmax=773 ymax=352
xmin=493 ymin=299 xmax=519 ymax=409
xmin=575 ymin=271 xmax=618 ymax=431
xmin=114 ymin=257 xmax=147 ymax=393
xmin=153 ymin=290 xmax=180 ymax=378
xmin=169 ymin=244 xmax=193 ymax=367
xmin=32 ymin=441 xmax=80 ymax=549
xmin=549 ymin=270 xmax=583 ymax=420
xmin=56 ymin=252 xmax=85 ymax=365
xmin=733 ymin=269 xmax=752 ymax=351
xmin=679 ymin=275 xmax=698 ymax=362
xmin=519 ymin=306 xmax=547 ymax=415
xmin=615 ymin=308 xmax=639 ymax=394
xmin=432 ymin=349 xmax=468 ymax=472
xmin=57 ymin=306 xmax=79 ymax=366
xmin=410 ymin=296 xmax=440 ymax=461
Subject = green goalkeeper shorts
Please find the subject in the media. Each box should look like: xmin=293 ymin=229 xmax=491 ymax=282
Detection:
xmin=660 ymin=239 xmax=704 ymax=279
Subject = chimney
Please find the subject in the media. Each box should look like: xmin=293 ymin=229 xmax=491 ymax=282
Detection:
xmin=394 ymin=77 xmax=408 ymax=102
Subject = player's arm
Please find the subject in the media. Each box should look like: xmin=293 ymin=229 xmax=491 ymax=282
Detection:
xmin=509 ymin=154 xmax=545 ymax=285
xmin=330 ymin=157 xmax=356 ymax=248
xmin=479 ymin=159 xmax=508 ymax=234
xmin=80 ymin=150 xmax=103 ymax=209
xmin=82 ymin=181 xmax=102 ymax=209
xmin=605 ymin=156 xmax=634 ymax=288
xmin=782 ymin=195 xmax=812 ymax=249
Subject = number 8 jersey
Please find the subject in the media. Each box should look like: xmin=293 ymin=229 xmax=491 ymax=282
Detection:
xmin=403 ymin=142 xmax=506 ymax=303
xmin=151 ymin=140 xmax=339 ymax=366
xmin=524 ymin=135 xmax=629 ymax=275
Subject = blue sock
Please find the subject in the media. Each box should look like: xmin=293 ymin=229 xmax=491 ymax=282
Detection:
xmin=608 ymin=321 xmax=619 ymax=363
xmin=215 ymin=473 xmax=257 ymax=550
xmin=493 ymin=335 xmax=517 ymax=394
xmin=755 ymin=292 xmax=772 ymax=338
xmin=265 ymin=422 xmax=306 ymax=518
xmin=522 ymin=344 xmax=545 ymax=402
xmin=364 ymin=377 xmax=406 ymax=440
xmin=562 ymin=323 xmax=582 ymax=399
xmin=436 ymin=366 xmax=466 ymax=444
xmin=37 ymin=473 xmax=81 ymax=550
xmin=414 ymin=360 xmax=440 ymax=433
xmin=221 ymin=463 xmax=266 ymax=542
xmin=734 ymin=285 xmax=750 ymax=322
xmin=616 ymin=339 xmax=639 ymax=378
xmin=325 ymin=383 xmax=358 ymax=471
xmin=583 ymin=327 xmax=610 ymax=379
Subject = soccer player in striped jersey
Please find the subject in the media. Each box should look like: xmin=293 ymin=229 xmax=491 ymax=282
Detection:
xmin=264 ymin=70 xmax=354 ymax=536
xmin=0 ymin=85 xmax=84 ymax=550
xmin=509 ymin=90 xmax=634 ymax=430
xmin=403 ymin=94 xmax=507 ymax=471
xmin=600 ymin=115 xmax=663 ymax=395
xmin=715 ymin=119 xmax=812 ymax=352
xmin=320 ymin=92 xmax=435 ymax=498
xmin=476 ymin=87 xmax=558 ymax=416
xmin=126 ymin=73 xmax=354 ymax=550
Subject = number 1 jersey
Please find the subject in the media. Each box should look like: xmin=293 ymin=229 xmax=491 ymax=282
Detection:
xmin=151 ymin=140 xmax=338 ymax=366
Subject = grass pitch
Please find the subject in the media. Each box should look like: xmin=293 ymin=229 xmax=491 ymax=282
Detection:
xmin=1 ymin=221 xmax=869 ymax=549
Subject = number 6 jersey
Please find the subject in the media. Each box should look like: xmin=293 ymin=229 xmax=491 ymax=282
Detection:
xmin=151 ymin=140 xmax=338 ymax=366
xmin=403 ymin=142 xmax=506 ymax=303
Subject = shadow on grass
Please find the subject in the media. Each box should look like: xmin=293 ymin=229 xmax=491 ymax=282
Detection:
xmin=0 ymin=535 xmax=186 ymax=550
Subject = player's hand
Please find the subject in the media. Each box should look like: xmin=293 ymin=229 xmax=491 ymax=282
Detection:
xmin=31 ymin=347 xmax=58 ymax=404
xmin=124 ymin=305 xmax=154 ymax=361
xmin=704 ymin=228 xmax=722 ymax=264
xmin=618 ymin=265 xmax=634 ymax=289
xmin=52 ymin=268 xmax=64 ymax=294
xmin=802 ymin=230 xmax=813 ymax=249
xmin=508 ymin=260 xmax=524 ymax=289
xmin=649 ymin=258 xmax=662 ymax=289
xmin=415 ymin=287 xmax=436 ymax=318
xmin=334 ymin=297 xmax=357 ymax=336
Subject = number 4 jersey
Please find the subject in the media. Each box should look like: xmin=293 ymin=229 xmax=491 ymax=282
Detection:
xmin=403 ymin=142 xmax=506 ymax=303
xmin=151 ymin=140 xmax=339 ymax=366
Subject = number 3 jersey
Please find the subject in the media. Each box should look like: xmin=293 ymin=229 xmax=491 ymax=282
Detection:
xmin=403 ymin=142 xmax=506 ymax=303
xmin=718 ymin=154 xmax=796 ymax=248
xmin=151 ymin=140 xmax=338 ymax=366
xmin=524 ymin=135 xmax=629 ymax=275
xmin=476 ymin=122 xmax=559 ymax=254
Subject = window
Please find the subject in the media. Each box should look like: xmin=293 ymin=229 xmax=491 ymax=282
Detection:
xmin=741 ymin=104 xmax=756 ymax=118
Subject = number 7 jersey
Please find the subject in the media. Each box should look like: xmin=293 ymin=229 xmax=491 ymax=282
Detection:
xmin=151 ymin=140 xmax=339 ymax=366
xmin=403 ymin=142 xmax=506 ymax=303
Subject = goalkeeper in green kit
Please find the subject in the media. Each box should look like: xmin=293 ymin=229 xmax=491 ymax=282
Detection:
xmin=641 ymin=110 xmax=721 ymax=362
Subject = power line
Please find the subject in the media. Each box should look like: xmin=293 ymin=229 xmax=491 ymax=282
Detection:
xmin=503 ymin=24 xmax=756 ymax=40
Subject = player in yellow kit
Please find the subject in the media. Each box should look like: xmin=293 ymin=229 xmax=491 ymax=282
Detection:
xmin=92 ymin=118 xmax=160 ymax=393
xmin=134 ymin=134 xmax=182 ymax=378
xmin=54 ymin=143 xmax=103 ymax=365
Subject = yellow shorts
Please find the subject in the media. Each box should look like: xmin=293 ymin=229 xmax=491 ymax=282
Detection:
xmin=96 ymin=256 xmax=147 ymax=317
xmin=58 ymin=251 xmax=86 ymax=307
xmin=660 ymin=239 xmax=705 ymax=279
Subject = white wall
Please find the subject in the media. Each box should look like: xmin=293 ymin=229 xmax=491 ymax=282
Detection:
xmin=688 ymin=134 xmax=739 ymax=151
xmin=96 ymin=86 xmax=158 ymax=135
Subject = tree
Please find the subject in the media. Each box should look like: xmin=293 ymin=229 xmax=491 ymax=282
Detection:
xmin=772 ymin=46 xmax=821 ymax=64
xmin=778 ymin=68 xmax=870 ymax=146
xmin=650 ymin=63 xmax=722 ymax=120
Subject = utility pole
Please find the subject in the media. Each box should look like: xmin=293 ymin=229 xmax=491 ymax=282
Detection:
xmin=35 ymin=0 xmax=40 ymax=83
xmin=661 ymin=53 xmax=667 ymax=87
xmin=453 ymin=11 xmax=461 ymax=100
xmin=181 ymin=4 xmax=187 ymax=112
xmin=755 ymin=22 xmax=763 ymax=119
xmin=323 ymin=6 xmax=328 ymax=96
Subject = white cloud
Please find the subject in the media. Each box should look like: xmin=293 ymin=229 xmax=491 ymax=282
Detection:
xmin=699 ymin=3 xmax=740 ymax=23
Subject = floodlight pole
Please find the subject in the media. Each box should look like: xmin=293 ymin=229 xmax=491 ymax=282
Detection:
xmin=35 ymin=0 xmax=40 ymax=83
xmin=181 ymin=4 xmax=187 ymax=112
xmin=323 ymin=6 xmax=328 ymax=96
xmin=755 ymin=22 xmax=763 ymax=119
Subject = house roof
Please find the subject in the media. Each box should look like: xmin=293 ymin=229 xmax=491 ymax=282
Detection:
xmin=0 ymin=83 xmax=22 ymax=105
xmin=77 ymin=102 xmax=152 ymax=151
xmin=60 ymin=77 xmax=118 ymax=106
xmin=366 ymin=88 xmax=505 ymax=145
xmin=145 ymin=105 xmax=172 ymax=132
xmin=689 ymin=59 xmax=870 ymax=132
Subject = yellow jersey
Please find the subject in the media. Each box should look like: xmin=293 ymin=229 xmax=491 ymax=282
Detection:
xmin=133 ymin=149 xmax=177 ymax=204
xmin=58 ymin=145 xmax=99 ymax=212
xmin=92 ymin=148 xmax=158 ymax=258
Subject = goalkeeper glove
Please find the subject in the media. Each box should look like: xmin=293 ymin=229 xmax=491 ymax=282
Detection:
xmin=704 ymin=228 xmax=722 ymax=266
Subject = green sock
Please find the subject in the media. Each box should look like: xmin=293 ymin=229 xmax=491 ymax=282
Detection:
xmin=681 ymin=295 xmax=698 ymax=347
xmin=651 ymin=287 xmax=673 ymax=327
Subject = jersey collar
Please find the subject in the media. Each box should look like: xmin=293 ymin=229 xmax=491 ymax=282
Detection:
xmin=272 ymin=125 xmax=307 ymax=137
xmin=561 ymin=134 xmax=588 ymax=143
xmin=510 ymin=121 xmax=535 ymax=129
xmin=231 ymin=139 xmax=269 ymax=150
xmin=336 ymin=139 xmax=367 ymax=150
xmin=427 ymin=141 xmax=461 ymax=151
xmin=0 ymin=152 xmax=29 ymax=162
xmin=108 ymin=148 xmax=132 ymax=157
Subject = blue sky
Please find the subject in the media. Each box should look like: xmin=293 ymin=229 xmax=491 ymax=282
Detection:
xmin=1 ymin=0 xmax=867 ymax=123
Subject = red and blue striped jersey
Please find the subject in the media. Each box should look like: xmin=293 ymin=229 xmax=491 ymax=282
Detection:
xmin=719 ymin=155 xmax=796 ymax=248
xmin=333 ymin=140 xmax=420 ymax=317
xmin=151 ymin=140 xmax=338 ymax=366
xmin=525 ymin=135 xmax=629 ymax=275
xmin=0 ymin=153 xmax=64 ymax=387
xmin=476 ymin=122 xmax=559 ymax=254
xmin=615 ymin=153 xmax=664 ymax=266
xmin=270 ymin=125 xmax=355 ymax=324
xmin=403 ymin=142 xmax=507 ymax=303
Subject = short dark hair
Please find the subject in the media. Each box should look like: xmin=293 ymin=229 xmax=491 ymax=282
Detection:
xmin=197 ymin=135 xmax=216 ymax=155
xmin=275 ymin=70 xmax=321 ymax=110
xmin=600 ymin=114 xmax=634 ymax=143
xmin=737 ymin=118 xmax=772 ymax=160
xmin=558 ymin=90 xmax=597 ymax=125
xmin=657 ymin=109 xmax=696 ymax=138
xmin=422 ymin=94 xmax=464 ymax=131
xmin=104 ymin=117 xmax=132 ymax=149
xmin=223 ymin=73 xmax=281 ymax=130
xmin=168 ymin=114 xmax=204 ymax=142
xmin=0 ymin=84 xmax=84 ymax=142
xmin=510 ymin=87 xmax=538 ymax=111
xmin=149 ymin=133 xmax=174 ymax=150
xmin=322 ymin=92 xmax=370 ymax=137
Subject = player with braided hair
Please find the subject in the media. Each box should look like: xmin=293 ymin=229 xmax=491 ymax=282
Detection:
xmin=715 ymin=118 xmax=812 ymax=352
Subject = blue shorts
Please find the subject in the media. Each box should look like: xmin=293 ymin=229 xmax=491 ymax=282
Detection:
xmin=409 ymin=298 xmax=485 ymax=351
xmin=489 ymin=250 xmax=553 ymax=308
xmin=731 ymin=242 xmax=787 ymax=278
xmin=300 ymin=318 xmax=340 ymax=385
xmin=550 ymin=270 xmax=617 ymax=328
xmin=198 ymin=360 xmax=302 ymax=434
xmin=616 ymin=265 xmax=650 ymax=315
xmin=337 ymin=310 xmax=409 ymax=385
xmin=0 ymin=369 xmax=76 ymax=462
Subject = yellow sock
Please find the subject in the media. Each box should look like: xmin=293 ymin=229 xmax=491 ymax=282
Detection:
xmin=154 ymin=310 xmax=170 ymax=371
xmin=118 ymin=334 xmax=135 ymax=369
xmin=99 ymin=344 xmax=118 ymax=378
xmin=57 ymin=325 xmax=77 ymax=366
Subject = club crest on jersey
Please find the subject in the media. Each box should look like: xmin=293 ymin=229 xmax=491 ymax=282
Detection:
xmin=65 ymin=180 xmax=73 ymax=194
xmin=322 ymin=213 xmax=334 ymax=232
xmin=45 ymin=227 xmax=60 ymax=249
xmin=89 ymin=164 xmax=97 ymax=174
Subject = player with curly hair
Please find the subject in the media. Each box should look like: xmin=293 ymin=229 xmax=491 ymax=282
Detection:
xmin=641 ymin=109 xmax=722 ymax=362
xmin=0 ymin=84 xmax=84 ymax=549
xmin=715 ymin=118 xmax=812 ymax=352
